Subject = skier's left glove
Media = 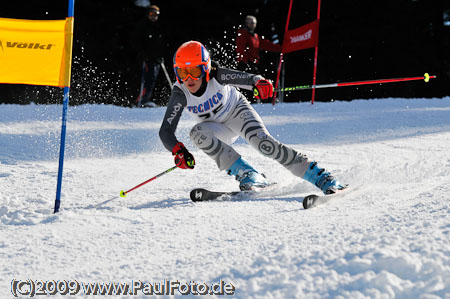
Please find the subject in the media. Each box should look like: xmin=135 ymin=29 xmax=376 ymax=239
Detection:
xmin=172 ymin=142 xmax=195 ymax=169
xmin=253 ymin=79 xmax=274 ymax=100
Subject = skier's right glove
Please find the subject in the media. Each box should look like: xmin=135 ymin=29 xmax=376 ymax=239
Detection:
xmin=253 ymin=79 xmax=274 ymax=100
xmin=172 ymin=142 xmax=195 ymax=169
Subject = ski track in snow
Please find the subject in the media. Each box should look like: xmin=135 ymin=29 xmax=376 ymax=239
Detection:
xmin=1 ymin=98 xmax=450 ymax=298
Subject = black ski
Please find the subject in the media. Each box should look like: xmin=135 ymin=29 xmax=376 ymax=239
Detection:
xmin=190 ymin=183 xmax=279 ymax=202
xmin=302 ymin=186 xmax=350 ymax=209
xmin=190 ymin=188 xmax=244 ymax=202
xmin=191 ymin=185 xmax=348 ymax=207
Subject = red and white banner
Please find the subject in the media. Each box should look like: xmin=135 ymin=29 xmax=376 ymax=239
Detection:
xmin=282 ymin=20 xmax=319 ymax=54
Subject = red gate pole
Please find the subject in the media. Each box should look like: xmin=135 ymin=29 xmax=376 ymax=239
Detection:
xmin=311 ymin=0 xmax=322 ymax=104
xmin=273 ymin=0 xmax=294 ymax=105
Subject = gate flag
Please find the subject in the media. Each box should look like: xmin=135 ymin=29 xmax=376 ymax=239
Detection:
xmin=282 ymin=20 xmax=319 ymax=54
xmin=0 ymin=17 xmax=73 ymax=87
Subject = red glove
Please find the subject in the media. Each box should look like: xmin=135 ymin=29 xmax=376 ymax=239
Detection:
xmin=172 ymin=142 xmax=195 ymax=169
xmin=253 ymin=79 xmax=274 ymax=100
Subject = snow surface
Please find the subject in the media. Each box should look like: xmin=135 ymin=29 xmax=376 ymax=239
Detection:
xmin=1 ymin=98 xmax=450 ymax=298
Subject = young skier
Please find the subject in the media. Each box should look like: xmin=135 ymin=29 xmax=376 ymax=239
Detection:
xmin=159 ymin=41 xmax=346 ymax=194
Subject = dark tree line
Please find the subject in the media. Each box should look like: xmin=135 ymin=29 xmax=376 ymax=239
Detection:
xmin=0 ymin=0 xmax=448 ymax=105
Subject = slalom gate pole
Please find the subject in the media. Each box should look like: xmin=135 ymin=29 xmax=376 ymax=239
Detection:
xmin=275 ymin=73 xmax=436 ymax=93
xmin=54 ymin=0 xmax=75 ymax=213
xmin=311 ymin=0 xmax=322 ymax=104
xmin=54 ymin=87 xmax=70 ymax=213
xmin=273 ymin=0 xmax=294 ymax=105
xmin=119 ymin=166 xmax=177 ymax=198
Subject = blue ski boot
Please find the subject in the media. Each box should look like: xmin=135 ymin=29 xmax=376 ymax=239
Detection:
xmin=303 ymin=162 xmax=346 ymax=194
xmin=227 ymin=157 xmax=270 ymax=191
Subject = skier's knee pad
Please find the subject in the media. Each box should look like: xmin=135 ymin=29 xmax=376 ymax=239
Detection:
xmin=190 ymin=122 xmax=238 ymax=146
xmin=248 ymin=131 xmax=309 ymax=177
xmin=189 ymin=123 xmax=240 ymax=171
xmin=247 ymin=130 xmax=280 ymax=158
xmin=189 ymin=123 xmax=214 ymax=148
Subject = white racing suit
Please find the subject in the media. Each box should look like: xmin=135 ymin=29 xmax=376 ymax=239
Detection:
xmin=159 ymin=62 xmax=312 ymax=179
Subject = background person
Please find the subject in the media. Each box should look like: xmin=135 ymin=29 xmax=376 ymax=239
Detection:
xmin=235 ymin=15 xmax=281 ymax=75
xmin=131 ymin=5 xmax=167 ymax=107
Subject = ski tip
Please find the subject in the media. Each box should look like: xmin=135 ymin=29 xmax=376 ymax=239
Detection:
xmin=303 ymin=194 xmax=319 ymax=209
xmin=190 ymin=188 xmax=208 ymax=202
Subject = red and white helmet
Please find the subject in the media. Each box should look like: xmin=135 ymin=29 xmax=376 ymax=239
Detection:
xmin=173 ymin=41 xmax=211 ymax=83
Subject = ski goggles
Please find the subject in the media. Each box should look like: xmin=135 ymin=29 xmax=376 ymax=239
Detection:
xmin=175 ymin=66 xmax=204 ymax=81
xmin=148 ymin=11 xmax=160 ymax=17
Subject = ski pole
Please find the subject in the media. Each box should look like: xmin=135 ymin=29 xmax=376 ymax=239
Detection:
xmin=276 ymin=73 xmax=436 ymax=92
xmin=120 ymin=165 xmax=177 ymax=197
xmin=160 ymin=61 xmax=173 ymax=89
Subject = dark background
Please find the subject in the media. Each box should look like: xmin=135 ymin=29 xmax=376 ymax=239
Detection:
xmin=0 ymin=0 xmax=449 ymax=106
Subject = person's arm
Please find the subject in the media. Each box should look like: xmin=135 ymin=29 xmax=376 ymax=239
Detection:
xmin=259 ymin=37 xmax=282 ymax=53
xmin=159 ymin=86 xmax=187 ymax=151
xmin=214 ymin=63 xmax=264 ymax=91
xmin=212 ymin=62 xmax=273 ymax=100
xmin=130 ymin=19 xmax=148 ymax=62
